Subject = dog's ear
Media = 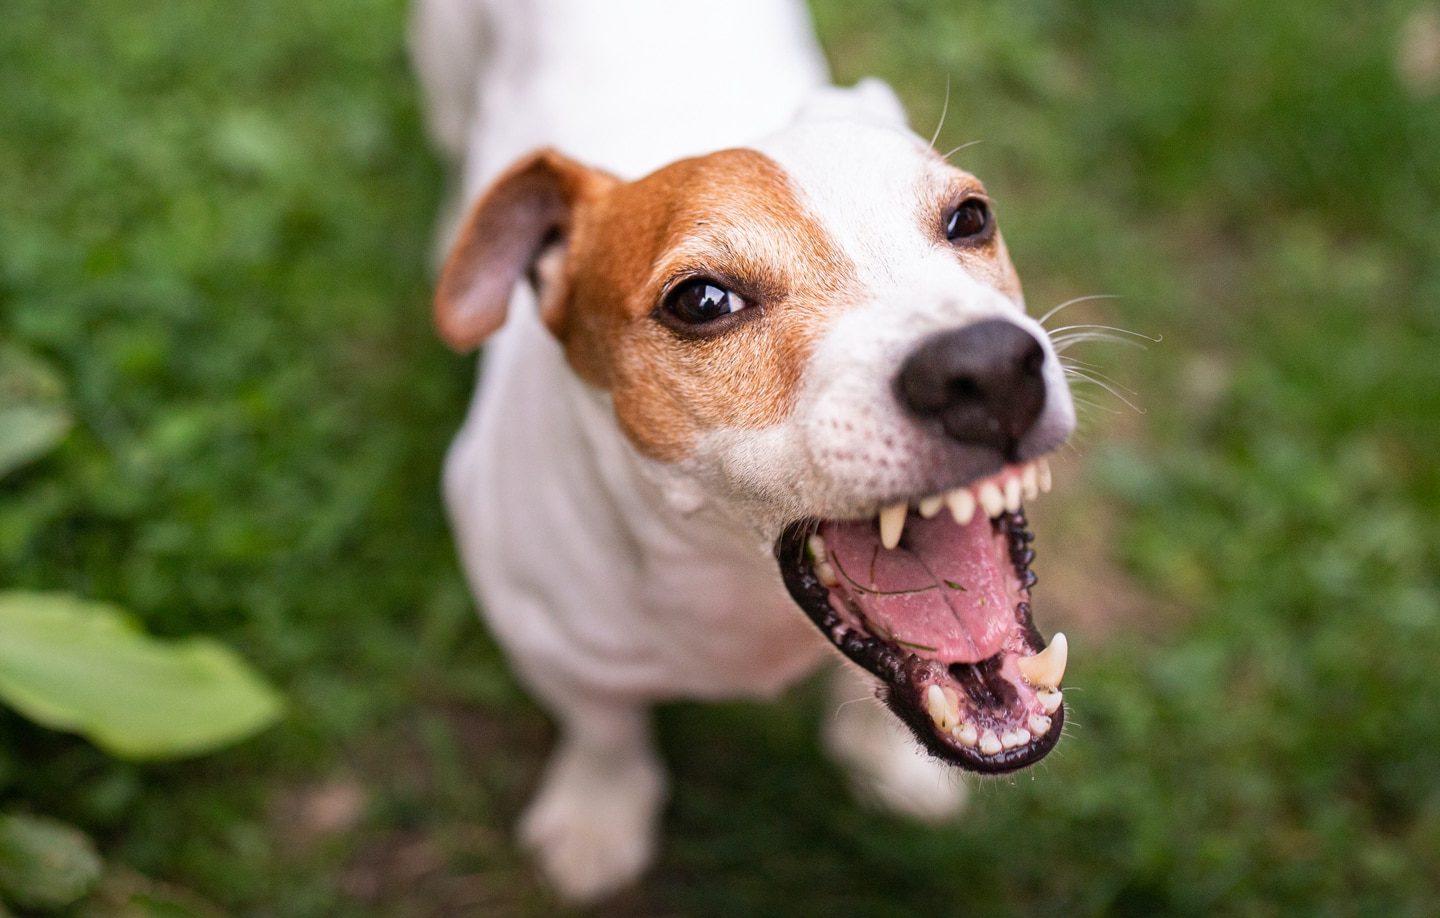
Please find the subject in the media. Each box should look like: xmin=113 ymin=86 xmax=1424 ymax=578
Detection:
xmin=435 ymin=148 xmax=617 ymax=350
xmin=794 ymin=78 xmax=910 ymax=131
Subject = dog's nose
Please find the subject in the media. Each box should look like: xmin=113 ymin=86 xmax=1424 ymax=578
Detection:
xmin=896 ymin=319 xmax=1047 ymax=455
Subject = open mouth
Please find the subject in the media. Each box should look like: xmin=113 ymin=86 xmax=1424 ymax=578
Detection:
xmin=775 ymin=459 xmax=1067 ymax=773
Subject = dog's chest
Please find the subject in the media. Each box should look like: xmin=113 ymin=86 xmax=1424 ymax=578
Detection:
xmin=630 ymin=545 xmax=831 ymax=698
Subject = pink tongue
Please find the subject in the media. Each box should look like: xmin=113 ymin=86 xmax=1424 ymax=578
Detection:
xmin=820 ymin=512 xmax=1020 ymax=664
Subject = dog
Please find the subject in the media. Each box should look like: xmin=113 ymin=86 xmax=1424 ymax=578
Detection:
xmin=411 ymin=0 xmax=1077 ymax=901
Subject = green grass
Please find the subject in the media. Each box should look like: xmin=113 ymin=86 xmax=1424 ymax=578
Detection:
xmin=2 ymin=0 xmax=1438 ymax=913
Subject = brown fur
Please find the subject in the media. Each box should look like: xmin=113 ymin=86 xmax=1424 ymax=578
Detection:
xmin=559 ymin=149 xmax=858 ymax=461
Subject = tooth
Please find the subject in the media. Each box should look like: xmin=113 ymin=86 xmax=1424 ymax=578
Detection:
xmin=878 ymin=502 xmax=907 ymax=550
xmin=1003 ymin=476 xmax=1022 ymax=512
xmin=978 ymin=729 xmax=1002 ymax=756
xmin=926 ymin=684 xmax=948 ymax=729
xmin=1037 ymin=458 xmax=1053 ymax=493
xmin=1021 ymin=463 xmax=1039 ymax=501
xmin=1028 ymin=713 xmax=1052 ymax=737
xmin=978 ymin=482 xmax=1005 ymax=518
xmin=1001 ymin=729 xmax=1031 ymax=749
xmin=1017 ymin=632 xmax=1068 ymax=689
xmin=953 ymin=722 xmax=978 ymax=747
xmin=815 ymin=560 xmax=839 ymax=588
xmin=806 ymin=534 xmax=827 ymax=560
xmin=946 ymin=488 xmax=976 ymax=525
xmin=918 ymin=494 xmax=945 ymax=518
xmin=1037 ymin=688 xmax=1063 ymax=714
xmin=941 ymin=686 xmax=960 ymax=725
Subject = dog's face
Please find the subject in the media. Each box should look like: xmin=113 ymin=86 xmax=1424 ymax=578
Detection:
xmin=438 ymin=92 xmax=1076 ymax=773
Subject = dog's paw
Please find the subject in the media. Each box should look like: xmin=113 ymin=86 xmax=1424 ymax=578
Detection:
xmin=518 ymin=743 xmax=667 ymax=903
xmin=824 ymin=695 xmax=968 ymax=824
xmin=847 ymin=739 xmax=969 ymax=824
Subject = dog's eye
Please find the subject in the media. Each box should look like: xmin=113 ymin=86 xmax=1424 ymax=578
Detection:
xmin=663 ymin=280 xmax=748 ymax=326
xmin=945 ymin=199 xmax=992 ymax=243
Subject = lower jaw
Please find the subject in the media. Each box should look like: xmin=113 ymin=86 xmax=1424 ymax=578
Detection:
xmin=773 ymin=509 xmax=1066 ymax=774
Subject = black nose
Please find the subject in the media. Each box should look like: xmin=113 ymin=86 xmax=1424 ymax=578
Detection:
xmin=896 ymin=319 xmax=1047 ymax=455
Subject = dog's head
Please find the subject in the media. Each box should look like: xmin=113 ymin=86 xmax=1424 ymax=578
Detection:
xmin=437 ymin=82 xmax=1076 ymax=773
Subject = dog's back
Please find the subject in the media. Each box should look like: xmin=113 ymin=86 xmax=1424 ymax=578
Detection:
xmin=411 ymin=0 xmax=829 ymax=192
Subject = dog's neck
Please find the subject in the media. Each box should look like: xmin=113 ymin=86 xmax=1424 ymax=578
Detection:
xmin=465 ymin=0 xmax=829 ymax=188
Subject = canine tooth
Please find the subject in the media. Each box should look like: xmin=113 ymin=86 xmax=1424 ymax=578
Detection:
xmin=815 ymin=560 xmax=839 ymax=588
xmin=953 ymin=722 xmax=978 ymax=747
xmin=1016 ymin=632 xmax=1068 ymax=689
xmin=1028 ymin=713 xmax=1052 ymax=737
xmin=1037 ymin=688 xmax=1063 ymax=714
xmin=926 ymin=684 xmax=949 ymax=729
xmin=978 ymin=729 xmax=1002 ymax=756
xmin=946 ymin=488 xmax=976 ymax=525
xmin=1037 ymin=458 xmax=1053 ymax=493
xmin=941 ymin=686 xmax=961 ymax=725
xmin=918 ymin=494 xmax=945 ymax=518
xmin=1021 ymin=463 xmax=1039 ymax=501
xmin=806 ymin=534 xmax=827 ymax=559
xmin=1001 ymin=728 xmax=1031 ymax=749
xmin=879 ymin=502 xmax=907 ymax=550
xmin=1004 ymin=476 xmax=1023 ymax=512
xmin=978 ymin=482 xmax=1006 ymax=518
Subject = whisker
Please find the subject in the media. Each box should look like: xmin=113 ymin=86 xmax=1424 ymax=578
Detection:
xmin=1070 ymin=393 xmax=1122 ymax=416
xmin=1062 ymin=364 xmax=1139 ymax=396
xmin=1052 ymin=332 xmax=1151 ymax=353
xmin=929 ymin=76 xmax=952 ymax=151
xmin=1038 ymin=294 xmax=1121 ymax=327
xmin=941 ymin=139 xmax=984 ymax=161
xmin=1058 ymin=355 xmax=1107 ymax=370
xmin=1066 ymin=369 xmax=1147 ymax=414
xmin=1048 ymin=324 xmax=1162 ymax=343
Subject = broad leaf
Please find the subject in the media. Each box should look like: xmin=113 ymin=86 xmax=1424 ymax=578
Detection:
xmin=0 ymin=813 xmax=102 ymax=910
xmin=0 ymin=344 xmax=72 ymax=480
xmin=0 ymin=593 xmax=283 ymax=759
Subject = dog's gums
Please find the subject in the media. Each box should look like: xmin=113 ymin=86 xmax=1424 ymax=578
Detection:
xmin=776 ymin=460 xmax=1066 ymax=773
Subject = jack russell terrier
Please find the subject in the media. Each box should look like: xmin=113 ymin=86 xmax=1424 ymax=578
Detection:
xmin=412 ymin=0 xmax=1077 ymax=901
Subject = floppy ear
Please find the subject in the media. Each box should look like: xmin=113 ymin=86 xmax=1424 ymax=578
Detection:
xmin=434 ymin=148 xmax=617 ymax=350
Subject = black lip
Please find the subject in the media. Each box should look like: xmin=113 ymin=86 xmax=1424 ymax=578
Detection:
xmin=774 ymin=516 xmax=1065 ymax=774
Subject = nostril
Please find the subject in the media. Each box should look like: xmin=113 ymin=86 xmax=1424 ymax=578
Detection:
xmin=1022 ymin=346 xmax=1044 ymax=376
xmin=946 ymin=377 xmax=983 ymax=402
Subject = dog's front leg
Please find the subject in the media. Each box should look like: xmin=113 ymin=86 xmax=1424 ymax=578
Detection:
xmin=823 ymin=663 xmax=969 ymax=823
xmin=518 ymin=685 xmax=667 ymax=903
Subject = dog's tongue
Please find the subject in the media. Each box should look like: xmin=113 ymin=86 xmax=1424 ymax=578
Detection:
xmin=820 ymin=512 xmax=1021 ymax=664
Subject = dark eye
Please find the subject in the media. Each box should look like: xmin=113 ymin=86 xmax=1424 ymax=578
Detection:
xmin=945 ymin=198 xmax=992 ymax=243
xmin=662 ymin=279 xmax=748 ymax=326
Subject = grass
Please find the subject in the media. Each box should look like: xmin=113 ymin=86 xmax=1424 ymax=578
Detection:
xmin=2 ymin=0 xmax=1438 ymax=913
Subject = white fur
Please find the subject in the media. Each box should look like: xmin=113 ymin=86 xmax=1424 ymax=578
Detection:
xmin=416 ymin=0 xmax=1072 ymax=900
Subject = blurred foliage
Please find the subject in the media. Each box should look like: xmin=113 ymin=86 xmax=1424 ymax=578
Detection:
xmin=0 ymin=0 xmax=1437 ymax=914
xmin=0 ymin=345 xmax=72 ymax=480
xmin=0 ymin=814 xmax=102 ymax=911
xmin=0 ymin=592 xmax=282 ymax=759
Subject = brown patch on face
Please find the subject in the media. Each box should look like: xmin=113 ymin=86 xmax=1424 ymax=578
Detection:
xmin=556 ymin=149 xmax=858 ymax=461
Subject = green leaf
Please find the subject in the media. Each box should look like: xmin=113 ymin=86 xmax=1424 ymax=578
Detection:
xmin=0 ymin=593 xmax=283 ymax=759
xmin=0 ymin=813 xmax=103 ymax=910
xmin=0 ymin=344 xmax=72 ymax=480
